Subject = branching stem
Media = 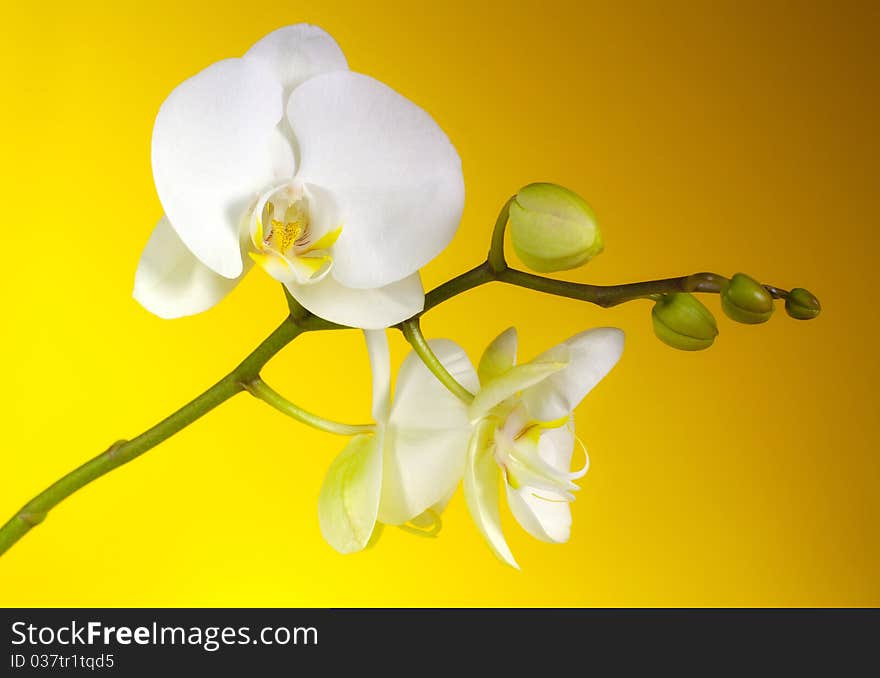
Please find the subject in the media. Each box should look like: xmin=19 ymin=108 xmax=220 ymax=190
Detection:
xmin=0 ymin=201 xmax=800 ymax=557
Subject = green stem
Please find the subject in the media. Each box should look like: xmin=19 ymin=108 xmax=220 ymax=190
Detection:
xmin=0 ymin=317 xmax=304 ymax=557
xmin=0 ymin=204 xmax=801 ymax=558
xmin=245 ymin=377 xmax=374 ymax=436
xmin=487 ymin=196 xmax=514 ymax=273
xmin=400 ymin=318 xmax=474 ymax=404
xmin=424 ymin=266 xmax=787 ymax=313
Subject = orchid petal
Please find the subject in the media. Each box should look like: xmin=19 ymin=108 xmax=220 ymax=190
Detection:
xmin=523 ymin=328 xmax=625 ymax=421
xmin=379 ymin=427 xmax=470 ymax=526
xmin=287 ymin=71 xmax=464 ymax=289
xmin=477 ymin=327 xmax=518 ymax=384
xmin=468 ymin=346 xmax=570 ymax=421
xmin=318 ymin=432 xmax=383 ymax=554
xmin=133 ymin=216 xmax=247 ymax=318
xmin=152 ymin=57 xmax=290 ymax=278
xmin=390 ymin=339 xmax=480 ymax=430
xmin=506 ymin=484 xmax=573 ymax=544
xmin=285 ymin=272 xmax=424 ymax=329
xmin=244 ymin=24 xmax=348 ymax=97
xmin=364 ymin=329 xmax=391 ymax=422
xmin=538 ymin=418 xmax=578 ymax=475
xmin=463 ymin=419 xmax=519 ymax=569
xmin=379 ymin=340 xmax=477 ymax=525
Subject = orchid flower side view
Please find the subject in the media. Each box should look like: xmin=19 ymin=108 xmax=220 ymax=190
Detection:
xmin=0 ymin=25 xmax=821 ymax=568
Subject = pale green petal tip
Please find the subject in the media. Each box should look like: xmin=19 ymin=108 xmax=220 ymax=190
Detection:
xmin=463 ymin=420 xmax=521 ymax=570
xmin=318 ymin=434 xmax=383 ymax=554
xmin=468 ymin=358 xmax=568 ymax=421
xmin=509 ymin=183 xmax=603 ymax=274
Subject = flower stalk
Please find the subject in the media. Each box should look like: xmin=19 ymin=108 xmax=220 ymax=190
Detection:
xmin=400 ymin=318 xmax=475 ymax=404
xmin=0 ymin=201 xmax=816 ymax=558
xmin=244 ymin=377 xmax=374 ymax=436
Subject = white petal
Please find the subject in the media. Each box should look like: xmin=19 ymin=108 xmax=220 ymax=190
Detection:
xmin=285 ymin=272 xmax=424 ymax=329
xmin=287 ymin=71 xmax=464 ymax=289
xmin=506 ymin=484 xmax=572 ymax=544
xmin=477 ymin=327 xmax=518 ymax=384
xmin=506 ymin=411 xmax=578 ymax=546
xmin=379 ymin=340 xmax=477 ymax=524
xmin=133 ymin=216 xmax=246 ymax=319
xmin=364 ymin=330 xmax=390 ymax=422
xmin=244 ymin=24 xmax=348 ymax=98
xmin=523 ymin=328 xmax=625 ymax=421
xmin=538 ymin=418 xmax=577 ymax=472
xmin=468 ymin=345 xmax=570 ymax=421
xmin=390 ymin=339 xmax=480 ymax=430
xmin=152 ymin=57 xmax=289 ymax=278
xmin=379 ymin=427 xmax=470 ymax=526
xmin=317 ymin=433 xmax=383 ymax=554
xmin=463 ymin=419 xmax=519 ymax=569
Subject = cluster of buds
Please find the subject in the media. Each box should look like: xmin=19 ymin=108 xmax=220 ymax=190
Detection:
xmin=651 ymin=273 xmax=821 ymax=351
xmin=506 ymin=183 xmax=821 ymax=353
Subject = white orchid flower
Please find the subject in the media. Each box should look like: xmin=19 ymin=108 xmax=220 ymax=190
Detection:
xmin=133 ymin=24 xmax=464 ymax=329
xmin=318 ymin=331 xmax=478 ymax=553
xmin=463 ymin=327 xmax=624 ymax=568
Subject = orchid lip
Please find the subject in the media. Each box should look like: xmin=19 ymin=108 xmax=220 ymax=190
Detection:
xmin=247 ymin=180 xmax=342 ymax=285
xmin=489 ymin=404 xmax=584 ymax=502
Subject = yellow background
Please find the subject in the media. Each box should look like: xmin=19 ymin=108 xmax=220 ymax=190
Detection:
xmin=1 ymin=0 xmax=877 ymax=606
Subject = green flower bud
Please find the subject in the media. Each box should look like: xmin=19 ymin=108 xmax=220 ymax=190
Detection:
xmin=508 ymin=183 xmax=603 ymax=273
xmin=652 ymin=293 xmax=718 ymax=351
xmin=785 ymin=287 xmax=821 ymax=320
xmin=720 ymin=273 xmax=774 ymax=324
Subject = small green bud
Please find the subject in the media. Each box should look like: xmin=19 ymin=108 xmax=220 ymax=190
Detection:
xmin=720 ymin=273 xmax=774 ymax=324
xmin=652 ymin=293 xmax=719 ymax=351
xmin=508 ymin=183 xmax=603 ymax=273
xmin=785 ymin=288 xmax=821 ymax=320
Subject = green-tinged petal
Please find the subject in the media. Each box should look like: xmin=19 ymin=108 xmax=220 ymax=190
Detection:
xmin=318 ymin=433 xmax=383 ymax=554
xmin=522 ymin=327 xmax=624 ymax=422
xmin=364 ymin=330 xmax=391 ymax=421
xmin=463 ymin=419 xmax=519 ymax=569
xmin=469 ymin=347 xmax=569 ymax=421
xmin=380 ymin=339 xmax=476 ymax=524
xmin=478 ymin=327 xmax=518 ymax=384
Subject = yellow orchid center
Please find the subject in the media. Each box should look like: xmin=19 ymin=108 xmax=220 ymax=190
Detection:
xmin=248 ymin=182 xmax=342 ymax=285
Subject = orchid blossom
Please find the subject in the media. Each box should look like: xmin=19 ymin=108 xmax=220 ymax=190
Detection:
xmin=464 ymin=327 xmax=623 ymax=568
xmin=133 ymin=24 xmax=464 ymax=329
xmin=318 ymin=331 xmax=478 ymax=553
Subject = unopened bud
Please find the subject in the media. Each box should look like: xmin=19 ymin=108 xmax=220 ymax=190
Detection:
xmin=721 ymin=273 xmax=774 ymax=324
xmin=509 ymin=183 xmax=603 ymax=273
xmin=652 ymin=293 xmax=718 ymax=351
xmin=785 ymin=288 xmax=821 ymax=320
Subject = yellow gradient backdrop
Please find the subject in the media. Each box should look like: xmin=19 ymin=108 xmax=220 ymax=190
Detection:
xmin=0 ymin=1 xmax=877 ymax=606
